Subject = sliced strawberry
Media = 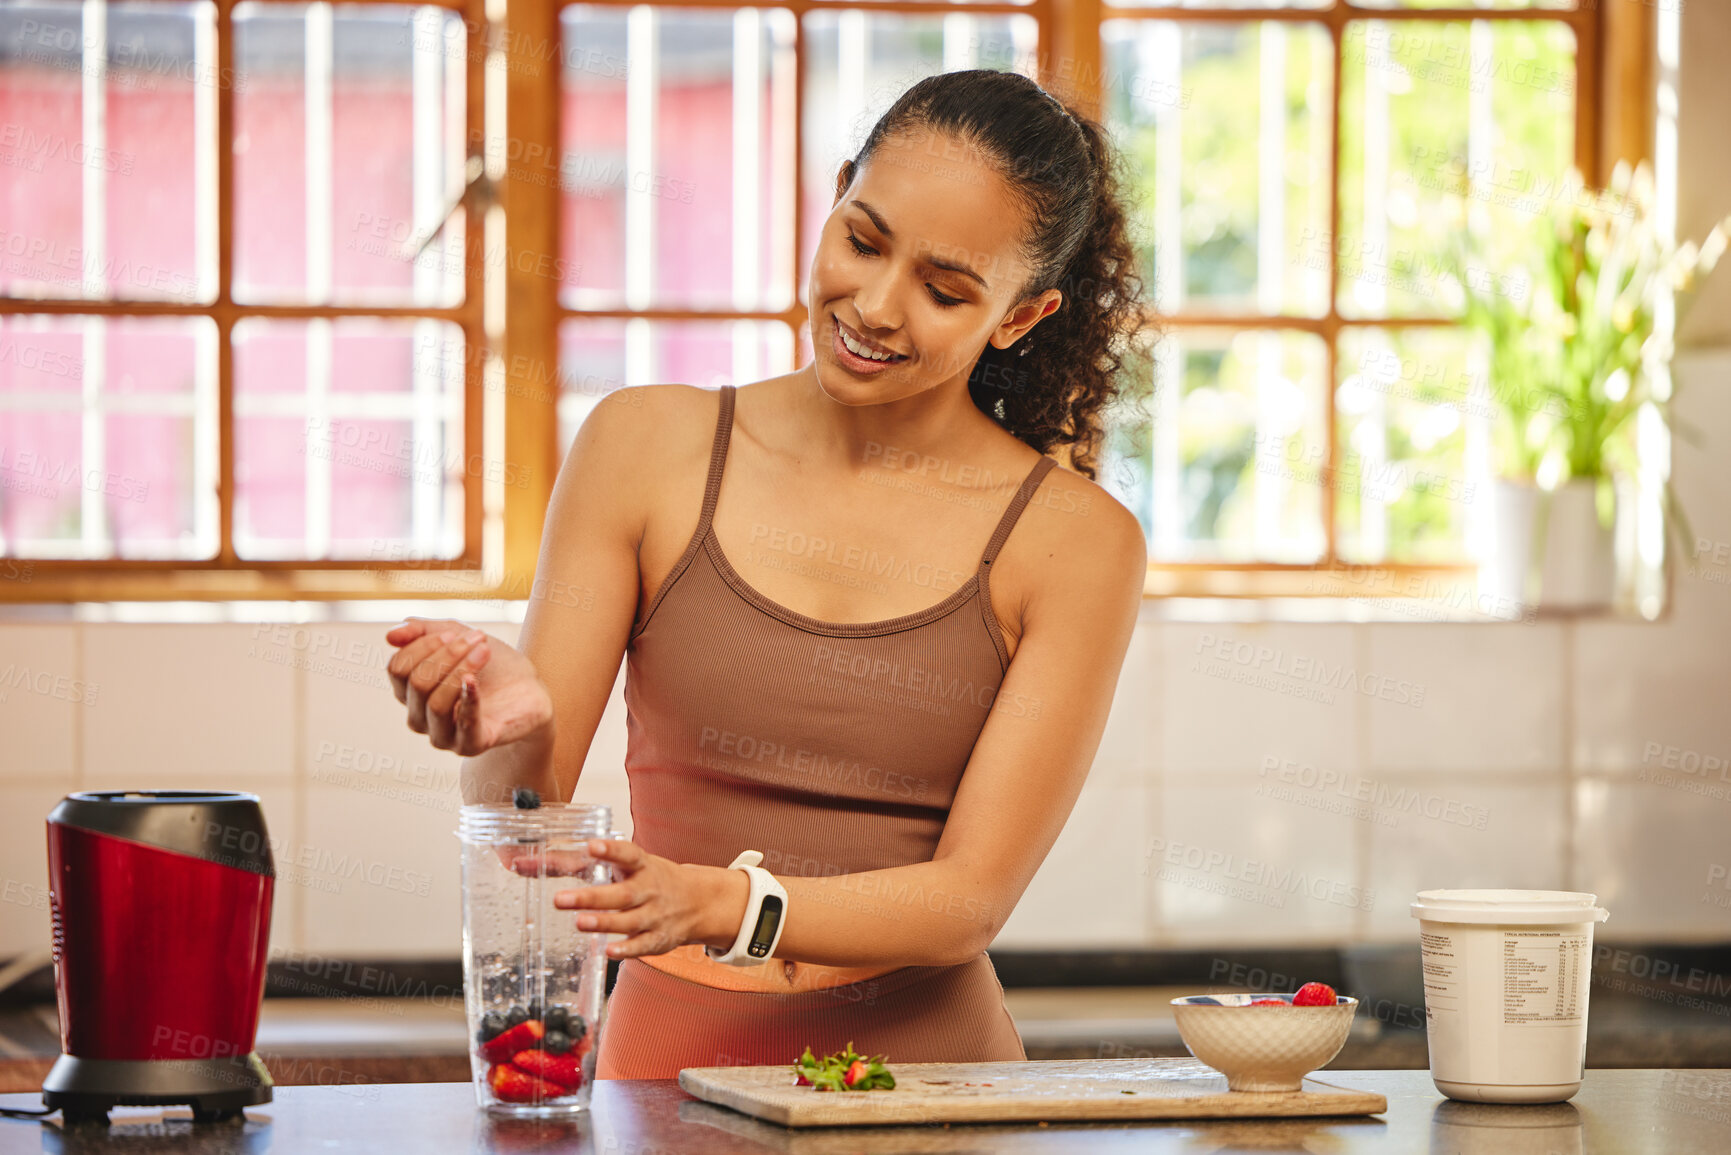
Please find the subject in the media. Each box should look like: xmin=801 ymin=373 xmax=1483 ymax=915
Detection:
xmin=1249 ymin=998 xmax=1287 ymax=1006
xmin=512 ymin=1048 xmax=583 ymax=1091
xmin=479 ymin=1019 xmax=545 ymax=1064
xmin=488 ymin=1061 xmax=568 ymax=1103
xmin=1294 ymin=982 xmax=1337 ymax=1007
xmin=843 ymin=1059 xmax=869 ymax=1087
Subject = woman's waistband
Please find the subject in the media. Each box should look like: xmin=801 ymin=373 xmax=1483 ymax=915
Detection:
xmin=617 ymin=952 xmax=997 ymax=1012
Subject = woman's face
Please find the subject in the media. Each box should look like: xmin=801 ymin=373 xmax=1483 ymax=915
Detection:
xmin=806 ymin=129 xmax=1063 ymax=408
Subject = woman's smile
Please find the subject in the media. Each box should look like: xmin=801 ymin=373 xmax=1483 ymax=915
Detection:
xmin=831 ymin=314 xmax=910 ymax=375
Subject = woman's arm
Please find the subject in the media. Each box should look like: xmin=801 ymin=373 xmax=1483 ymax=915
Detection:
xmin=561 ymin=480 xmax=1149 ymax=967
xmin=386 ymin=388 xmax=686 ymax=804
xmin=462 ymin=388 xmax=673 ymax=804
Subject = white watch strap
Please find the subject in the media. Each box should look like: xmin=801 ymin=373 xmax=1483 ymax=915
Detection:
xmin=705 ymin=850 xmax=788 ymax=965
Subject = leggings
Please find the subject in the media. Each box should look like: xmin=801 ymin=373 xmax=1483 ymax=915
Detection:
xmin=593 ymin=952 xmax=1026 ymax=1080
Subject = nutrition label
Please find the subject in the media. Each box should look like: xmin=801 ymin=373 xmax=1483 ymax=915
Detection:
xmin=1418 ymin=931 xmax=1460 ymax=1019
xmin=1502 ymin=930 xmax=1587 ymax=1024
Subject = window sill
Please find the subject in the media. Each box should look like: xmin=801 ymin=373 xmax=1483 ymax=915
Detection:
xmin=0 ymin=594 xmax=1648 ymax=626
xmin=0 ymin=599 xmax=528 ymax=625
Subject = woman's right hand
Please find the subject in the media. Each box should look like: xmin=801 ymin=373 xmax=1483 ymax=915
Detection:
xmin=384 ymin=618 xmax=554 ymax=757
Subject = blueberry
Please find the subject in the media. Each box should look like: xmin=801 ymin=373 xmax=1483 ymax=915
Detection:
xmin=525 ymin=999 xmax=544 ymax=1023
xmin=568 ymin=1014 xmax=587 ymax=1043
xmin=512 ymin=787 xmax=542 ymax=809
xmin=504 ymin=1005 xmax=529 ymax=1028
xmin=476 ymin=1012 xmax=506 ymax=1043
xmin=543 ymin=1030 xmax=572 ymax=1054
xmin=543 ymin=1006 xmax=569 ymax=1034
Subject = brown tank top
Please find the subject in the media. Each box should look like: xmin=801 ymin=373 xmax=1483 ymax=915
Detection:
xmin=623 ymin=384 xmax=1057 ymax=878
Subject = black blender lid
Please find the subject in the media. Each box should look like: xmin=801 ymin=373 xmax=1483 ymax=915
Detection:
xmin=49 ymin=791 xmax=276 ymax=878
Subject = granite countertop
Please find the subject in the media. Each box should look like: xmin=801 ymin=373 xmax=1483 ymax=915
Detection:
xmin=3 ymin=1069 xmax=1729 ymax=1153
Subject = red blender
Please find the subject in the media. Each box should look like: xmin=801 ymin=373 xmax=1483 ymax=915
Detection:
xmin=38 ymin=791 xmax=276 ymax=1124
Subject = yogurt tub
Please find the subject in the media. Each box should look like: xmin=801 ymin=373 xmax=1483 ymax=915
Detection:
xmin=1410 ymin=889 xmax=1609 ymax=1104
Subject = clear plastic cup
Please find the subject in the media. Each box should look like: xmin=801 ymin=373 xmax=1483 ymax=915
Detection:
xmin=457 ymin=803 xmax=615 ymax=1116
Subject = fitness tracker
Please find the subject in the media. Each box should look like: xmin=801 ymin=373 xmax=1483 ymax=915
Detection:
xmin=705 ymin=850 xmax=789 ymax=966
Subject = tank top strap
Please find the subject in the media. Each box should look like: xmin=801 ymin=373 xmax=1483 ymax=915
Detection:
xmin=695 ymin=384 xmax=738 ymax=537
xmin=980 ymin=455 xmax=1058 ymax=571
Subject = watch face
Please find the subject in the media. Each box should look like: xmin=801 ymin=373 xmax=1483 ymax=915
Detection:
xmin=748 ymin=895 xmax=784 ymax=956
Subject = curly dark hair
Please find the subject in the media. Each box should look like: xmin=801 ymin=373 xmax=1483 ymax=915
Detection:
xmin=839 ymin=69 xmax=1149 ymax=481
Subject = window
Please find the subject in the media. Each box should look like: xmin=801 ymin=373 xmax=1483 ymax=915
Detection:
xmin=1 ymin=0 xmax=1632 ymax=603
xmin=1095 ymin=2 xmax=1602 ymax=598
xmin=550 ymin=4 xmax=1041 ymax=457
xmin=1 ymin=0 xmax=488 ymax=597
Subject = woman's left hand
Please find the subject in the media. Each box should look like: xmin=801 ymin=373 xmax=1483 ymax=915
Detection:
xmin=552 ymin=839 xmax=746 ymax=960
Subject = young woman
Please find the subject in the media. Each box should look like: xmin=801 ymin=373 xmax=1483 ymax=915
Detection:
xmin=384 ymin=69 xmax=1149 ymax=1078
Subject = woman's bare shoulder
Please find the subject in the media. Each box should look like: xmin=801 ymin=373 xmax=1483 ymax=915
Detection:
xmin=566 ymin=384 xmax=726 ymax=477
xmin=1011 ymin=461 xmax=1148 ymax=601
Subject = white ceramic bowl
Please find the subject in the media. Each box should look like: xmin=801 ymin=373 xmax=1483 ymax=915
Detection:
xmin=1171 ymin=994 xmax=1358 ymax=1093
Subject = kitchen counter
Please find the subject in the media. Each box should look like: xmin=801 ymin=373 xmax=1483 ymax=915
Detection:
xmin=2 ymin=1069 xmax=1728 ymax=1153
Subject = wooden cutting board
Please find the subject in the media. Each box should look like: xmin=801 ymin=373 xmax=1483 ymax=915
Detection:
xmin=678 ymin=1057 xmax=1386 ymax=1127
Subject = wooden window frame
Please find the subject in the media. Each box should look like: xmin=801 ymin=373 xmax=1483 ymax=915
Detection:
xmin=1 ymin=0 xmax=1651 ymax=603
xmin=0 ymin=0 xmax=495 ymax=601
xmin=1077 ymin=0 xmax=1632 ymax=599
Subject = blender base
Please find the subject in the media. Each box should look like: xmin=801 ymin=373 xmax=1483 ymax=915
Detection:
xmin=41 ymin=1052 xmax=274 ymax=1122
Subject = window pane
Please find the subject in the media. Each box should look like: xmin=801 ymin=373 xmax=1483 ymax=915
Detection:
xmin=1335 ymin=327 xmax=1485 ymax=563
xmin=1357 ymin=0 xmax=1572 ymax=9
xmin=1147 ymin=329 xmax=1328 ymax=562
xmin=800 ymin=10 xmax=1040 ymax=302
xmin=1112 ymin=0 xmax=1328 ymax=10
xmin=1104 ymin=20 xmax=1332 ymax=317
xmin=0 ymin=315 xmax=216 ymax=558
xmin=0 ymin=1 xmax=213 ymax=302
xmin=234 ymin=3 xmax=466 ymax=306
xmin=233 ymin=317 xmax=465 ymax=560
xmin=560 ymin=6 xmax=796 ymax=311
xmin=1100 ymin=366 xmax=1155 ymax=539
xmin=557 ymin=318 xmax=793 ymax=454
xmin=816 ymin=0 xmax=1034 ymax=6
xmin=1337 ymin=19 xmax=1575 ymax=319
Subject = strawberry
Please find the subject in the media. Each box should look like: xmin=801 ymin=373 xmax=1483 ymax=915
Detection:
xmin=794 ymin=1072 xmax=812 ymax=1086
xmin=1294 ymin=982 xmax=1337 ymax=1007
xmin=1249 ymin=998 xmax=1287 ymax=1006
xmin=843 ymin=1059 xmax=869 ymax=1088
xmin=478 ymin=1019 xmax=545 ymax=1064
xmin=512 ymin=1048 xmax=583 ymax=1091
xmin=487 ymin=1062 xmax=567 ymax=1103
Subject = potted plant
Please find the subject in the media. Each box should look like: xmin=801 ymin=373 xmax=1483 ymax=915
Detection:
xmin=1457 ymin=160 xmax=1729 ymax=611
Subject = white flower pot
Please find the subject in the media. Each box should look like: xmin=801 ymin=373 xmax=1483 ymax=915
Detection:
xmin=1483 ymin=479 xmax=1616 ymax=612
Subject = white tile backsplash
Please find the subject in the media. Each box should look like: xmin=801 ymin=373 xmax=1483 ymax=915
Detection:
xmin=0 ymin=625 xmax=80 ymax=780
xmin=82 ymin=624 xmax=296 ymax=783
xmin=1365 ymin=624 xmax=1566 ymax=773
xmin=1573 ymin=604 xmax=1731 ymax=775
xmin=1162 ymin=623 xmax=1363 ymax=777
xmin=302 ymin=622 xmax=465 ymax=818
xmin=1575 ymin=778 xmax=1731 ymax=940
xmin=1085 ymin=622 xmax=1160 ymax=787
xmin=298 ymin=782 xmax=462 ymax=957
xmin=0 ymin=784 xmax=74 ymax=959
xmin=1362 ymin=779 xmax=1567 ymax=941
xmin=1152 ymin=781 xmax=1363 ymax=945
xmin=994 ymin=782 xmax=1152 ymax=949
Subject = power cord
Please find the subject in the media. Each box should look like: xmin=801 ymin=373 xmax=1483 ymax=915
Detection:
xmin=0 ymin=1105 xmax=55 ymax=1119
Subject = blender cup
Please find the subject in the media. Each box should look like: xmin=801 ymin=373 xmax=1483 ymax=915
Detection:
xmin=458 ymin=802 xmax=615 ymax=1116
